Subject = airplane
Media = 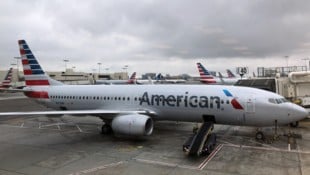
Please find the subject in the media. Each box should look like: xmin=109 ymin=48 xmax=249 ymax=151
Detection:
xmin=0 ymin=40 xmax=308 ymax=155
xmin=95 ymin=72 xmax=136 ymax=85
xmin=197 ymin=63 xmax=238 ymax=85
xmin=0 ymin=68 xmax=13 ymax=89
xmin=137 ymin=73 xmax=186 ymax=84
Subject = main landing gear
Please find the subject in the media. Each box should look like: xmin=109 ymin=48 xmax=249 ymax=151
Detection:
xmin=101 ymin=123 xmax=113 ymax=134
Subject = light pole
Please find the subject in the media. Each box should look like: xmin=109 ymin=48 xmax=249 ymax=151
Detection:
xmin=63 ymin=59 xmax=69 ymax=81
xmin=301 ymin=58 xmax=310 ymax=71
xmin=97 ymin=62 xmax=102 ymax=75
xmin=284 ymin=56 xmax=289 ymax=67
xmin=63 ymin=59 xmax=69 ymax=72
xmin=14 ymin=57 xmax=21 ymax=79
xmin=122 ymin=65 xmax=129 ymax=79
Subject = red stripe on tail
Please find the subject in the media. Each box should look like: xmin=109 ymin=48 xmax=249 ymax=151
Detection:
xmin=25 ymin=80 xmax=50 ymax=86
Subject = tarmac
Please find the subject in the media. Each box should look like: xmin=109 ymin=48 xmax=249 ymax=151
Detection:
xmin=0 ymin=92 xmax=309 ymax=175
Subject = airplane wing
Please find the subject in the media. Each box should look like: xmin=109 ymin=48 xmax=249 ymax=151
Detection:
xmin=0 ymin=109 xmax=157 ymax=117
xmin=0 ymin=88 xmax=31 ymax=92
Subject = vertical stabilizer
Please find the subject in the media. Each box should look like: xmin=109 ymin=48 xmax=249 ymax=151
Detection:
xmin=18 ymin=40 xmax=63 ymax=86
xmin=196 ymin=63 xmax=216 ymax=84
xmin=0 ymin=68 xmax=13 ymax=88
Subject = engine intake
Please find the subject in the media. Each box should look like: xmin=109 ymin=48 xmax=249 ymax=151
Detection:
xmin=111 ymin=114 xmax=153 ymax=136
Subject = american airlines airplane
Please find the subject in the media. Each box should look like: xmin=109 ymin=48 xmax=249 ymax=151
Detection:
xmin=95 ymin=72 xmax=136 ymax=85
xmin=0 ymin=40 xmax=308 ymax=155
xmin=0 ymin=67 xmax=13 ymax=88
xmin=197 ymin=63 xmax=238 ymax=85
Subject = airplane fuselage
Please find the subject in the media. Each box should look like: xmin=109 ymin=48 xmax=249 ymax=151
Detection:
xmin=26 ymin=84 xmax=305 ymax=127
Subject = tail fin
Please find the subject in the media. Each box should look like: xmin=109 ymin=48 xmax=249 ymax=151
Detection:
xmin=18 ymin=40 xmax=63 ymax=86
xmin=128 ymin=72 xmax=136 ymax=84
xmin=218 ymin=72 xmax=223 ymax=79
xmin=226 ymin=69 xmax=236 ymax=78
xmin=0 ymin=68 xmax=13 ymax=88
xmin=196 ymin=63 xmax=216 ymax=84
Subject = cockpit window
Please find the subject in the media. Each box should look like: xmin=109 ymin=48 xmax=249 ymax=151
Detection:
xmin=281 ymin=98 xmax=289 ymax=103
xmin=268 ymin=98 xmax=289 ymax=104
xmin=268 ymin=98 xmax=276 ymax=104
xmin=275 ymin=99 xmax=282 ymax=104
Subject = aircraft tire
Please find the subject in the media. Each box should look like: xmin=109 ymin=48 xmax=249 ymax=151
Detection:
xmin=101 ymin=124 xmax=113 ymax=134
xmin=255 ymin=131 xmax=265 ymax=140
xmin=290 ymin=121 xmax=299 ymax=128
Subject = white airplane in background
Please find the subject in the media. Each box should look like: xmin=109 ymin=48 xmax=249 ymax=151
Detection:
xmin=0 ymin=68 xmax=13 ymax=89
xmin=136 ymin=73 xmax=186 ymax=84
xmin=197 ymin=63 xmax=238 ymax=85
xmin=95 ymin=72 xmax=136 ymax=85
xmin=0 ymin=40 xmax=308 ymax=155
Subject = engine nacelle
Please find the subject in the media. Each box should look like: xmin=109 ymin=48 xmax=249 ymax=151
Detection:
xmin=111 ymin=114 xmax=153 ymax=136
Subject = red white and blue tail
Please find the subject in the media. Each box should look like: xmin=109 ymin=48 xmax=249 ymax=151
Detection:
xmin=18 ymin=40 xmax=63 ymax=86
xmin=128 ymin=72 xmax=137 ymax=84
xmin=196 ymin=62 xmax=216 ymax=84
xmin=226 ymin=69 xmax=236 ymax=78
xmin=0 ymin=68 xmax=13 ymax=88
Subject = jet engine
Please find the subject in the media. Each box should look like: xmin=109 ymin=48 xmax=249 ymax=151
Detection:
xmin=111 ymin=114 xmax=153 ymax=136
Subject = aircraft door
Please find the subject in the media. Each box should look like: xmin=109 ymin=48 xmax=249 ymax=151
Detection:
xmin=242 ymin=98 xmax=255 ymax=124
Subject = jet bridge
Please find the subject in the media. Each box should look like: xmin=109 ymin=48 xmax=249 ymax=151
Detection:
xmin=183 ymin=122 xmax=216 ymax=156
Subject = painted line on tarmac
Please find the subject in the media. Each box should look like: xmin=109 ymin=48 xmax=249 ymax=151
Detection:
xmin=223 ymin=143 xmax=310 ymax=154
xmin=134 ymin=158 xmax=198 ymax=170
xmin=198 ymin=144 xmax=223 ymax=170
xmin=68 ymin=161 xmax=123 ymax=175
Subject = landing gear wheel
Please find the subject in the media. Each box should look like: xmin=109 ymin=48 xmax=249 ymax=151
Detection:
xmin=101 ymin=124 xmax=113 ymax=134
xmin=256 ymin=131 xmax=265 ymax=140
xmin=290 ymin=121 xmax=299 ymax=128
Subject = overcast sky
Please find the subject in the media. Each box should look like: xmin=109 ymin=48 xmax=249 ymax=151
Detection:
xmin=1 ymin=0 xmax=310 ymax=77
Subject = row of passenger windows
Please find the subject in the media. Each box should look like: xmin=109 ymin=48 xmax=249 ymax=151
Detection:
xmin=50 ymin=95 xmax=140 ymax=101
xmin=49 ymin=95 xmax=230 ymax=104
xmin=268 ymin=98 xmax=289 ymax=104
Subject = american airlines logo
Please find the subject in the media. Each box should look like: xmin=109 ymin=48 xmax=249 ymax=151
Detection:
xmin=139 ymin=89 xmax=244 ymax=110
xmin=139 ymin=91 xmax=222 ymax=109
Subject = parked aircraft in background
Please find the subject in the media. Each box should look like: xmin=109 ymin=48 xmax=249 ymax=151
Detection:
xmin=136 ymin=73 xmax=186 ymax=84
xmin=197 ymin=63 xmax=238 ymax=85
xmin=95 ymin=72 xmax=136 ymax=85
xmin=0 ymin=40 xmax=308 ymax=156
xmin=0 ymin=68 xmax=13 ymax=88
xmin=227 ymin=69 xmax=236 ymax=78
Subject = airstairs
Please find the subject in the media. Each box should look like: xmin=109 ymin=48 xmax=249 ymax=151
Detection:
xmin=183 ymin=122 xmax=216 ymax=156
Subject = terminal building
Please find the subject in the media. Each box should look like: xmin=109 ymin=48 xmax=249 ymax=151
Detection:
xmin=236 ymin=66 xmax=310 ymax=108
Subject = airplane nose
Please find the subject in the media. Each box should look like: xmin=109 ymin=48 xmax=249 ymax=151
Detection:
xmin=291 ymin=104 xmax=309 ymax=121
